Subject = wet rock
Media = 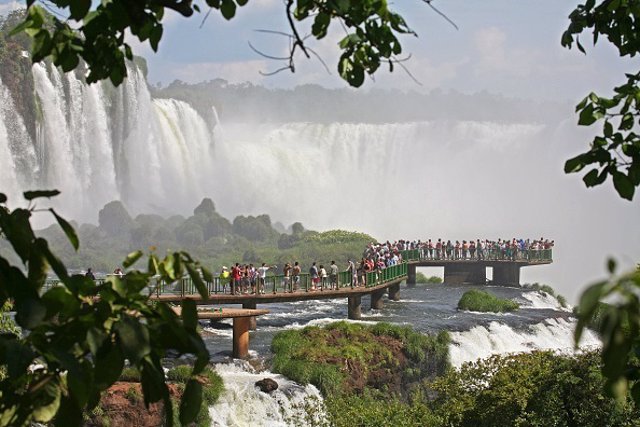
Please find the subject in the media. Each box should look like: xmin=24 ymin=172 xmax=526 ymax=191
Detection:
xmin=255 ymin=378 xmax=279 ymax=393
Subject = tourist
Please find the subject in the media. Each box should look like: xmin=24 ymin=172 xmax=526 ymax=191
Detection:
xmin=319 ymin=265 xmax=328 ymax=291
xmin=283 ymin=263 xmax=292 ymax=292
xmin=113 ymin=267 xmax=123 ymax=277
xmin=347 ymin=259 xmax=357 ymax=288
xmin=220 ymin=266 xmax=230 ymax=293
xmin=85 ymin=268 xmax=96 ymax=280
xmin=257 ymin=263 xmax=273 ymax=294
xmin=309 ymin=262 xmax=319 ymax=291
xmin=329 ymin=260 xmax=339 ymax=290
xmin=292 ymin=261 xmax=301 ymax=292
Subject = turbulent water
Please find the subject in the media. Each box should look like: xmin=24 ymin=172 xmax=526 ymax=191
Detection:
xmin=203 ymin=282 xmax=599 ymax=425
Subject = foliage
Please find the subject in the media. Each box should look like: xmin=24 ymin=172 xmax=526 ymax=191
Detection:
xmin=574 ymin=261 xmax=640 ymax=404
xmin=167 ymin=365 xmax=223 ymax=427
xmin=271 ymin=321 xmax=450 ymax=397
xmin=562 ymin=1 xmax=640 ymax=200
xmin=431 ymin=350 xmax=637 ymax=427
xmin=0 ymin=191 xmax=213 ymax=426
xmin=325 ymin=390 xmax=442 ymax=427
xmin=457 ymin=289 xmax=519 ymax=313
xmin=8 ymin=198 xmax=374 ymax=275
xmin=11 ymin=0 xmax=417 ymax=87
xmin=415 ymin=272 xmax=442 ymax=284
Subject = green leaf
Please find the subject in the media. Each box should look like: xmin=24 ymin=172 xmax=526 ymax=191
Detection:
xmin=179 ymin=379 xmax=203 ymax=425
xmin=185 ymin=263 xmax=209 ymax=299
xmin=32 ymin=378 xmax=62 ymax=422
xmin=116 ymin=316 xmax=150 ymax=364
xmin=612 ymin=171 xmax=635 ymax=200
xmin=23 ymin=190 xmax=60 ymax=200
xmin=564 ymin=154 xmax=586 ymax=173
xmin=49 ymin=209 xmax=79 ymax=250
xmin=123 ymin=250 xmax=143 ymax=268
xmin=182 ymin=299 xmax=198 ymax=331
xmin=607 ymin=258 xmax=617 ymax=274
xmin=69 ymin=0 xmax=91 ymax=20
xmin=94 ymin=344 xmax=124 ymax=390
xmin=578 ymin=103 xmax=598 ymax=126
xmin=0 ymin=193 xmax=6 ymax=203
xmin=220 ymin=0 xmax=236 ymax=19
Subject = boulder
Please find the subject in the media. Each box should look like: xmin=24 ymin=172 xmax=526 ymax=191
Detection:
xmin=255 ymin=378 xmax=278 ymax=393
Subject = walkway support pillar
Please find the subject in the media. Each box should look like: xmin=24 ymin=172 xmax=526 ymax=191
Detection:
xmin=443 ymin=263 xmax=486 ymax=285
xmin=407 ymin=264 xmax=417 ymax=287
xmin=492 ymin=264 xmax=521 ymax=286
xmin=232 ymin=317 xmax=250 ymax=359
xmin=388 ymin=283 xmax=400 ymax=301
xmin=370 ymin=289 xmax=385 ymax=310
xmin=242 ymin=301 xmax=257 ymax=330
xmin=348 ymin=296 xmax=362 ymax=320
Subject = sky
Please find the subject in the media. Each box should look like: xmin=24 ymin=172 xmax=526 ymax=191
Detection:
xmin=1 ymin=0 xmax=637 ymax=100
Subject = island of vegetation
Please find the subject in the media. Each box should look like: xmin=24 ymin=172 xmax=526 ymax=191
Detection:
xmin=457 ymin=289 xmax=519 ymax=313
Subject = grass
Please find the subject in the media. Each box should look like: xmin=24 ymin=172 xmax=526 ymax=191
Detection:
xmin=457 ymin=289 xmax=519 ymax=313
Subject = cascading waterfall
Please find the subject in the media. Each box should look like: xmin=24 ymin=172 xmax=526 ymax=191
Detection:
xmin=3 ymin=63 xmax=216 ymax=221
xmin=210 ymin=360 xmax=327 ymax=427
xmin=0 ymin=77 xmax=37 ymax=204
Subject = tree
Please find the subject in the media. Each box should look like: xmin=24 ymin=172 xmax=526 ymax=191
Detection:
xmin=562 ymin=1 xmax=640 ymax=201
xmin=11 ymin=0 xmax=417 ymax=87
xmin=0 ymin=191 xmax=214 ymax=426
xmin=562 ymin=0 xmax=640 ymax=406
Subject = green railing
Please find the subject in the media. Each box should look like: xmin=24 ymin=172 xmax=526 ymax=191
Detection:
xmin=400 ymin=248 xmax=553 ymax=262
xmin=42 ymin=262 xmax=411 ymax=297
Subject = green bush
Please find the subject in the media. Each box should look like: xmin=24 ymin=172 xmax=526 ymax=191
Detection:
xmin=271 ymin=322 xmax=450 ymax=397
xmin=119 ymin=367 xmax=141 ymax=382
xmin=431 ymin=351 xmax=637 ymax=427
xmin=457 ymin=289 xmax=519 ymax=313
xmin=525 ymin=282 xmax=569 ymax=308
xmin=416 ymin=273 xmax=443 ymax=284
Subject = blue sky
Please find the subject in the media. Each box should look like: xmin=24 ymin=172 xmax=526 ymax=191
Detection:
xmin=2 ymin=0 xmax=638 ymax=101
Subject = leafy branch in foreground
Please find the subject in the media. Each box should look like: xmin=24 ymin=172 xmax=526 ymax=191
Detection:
xmin=10 ymin=0 xmax=428 ymax=87
xmin=562 ymin=0 xmax=640 ymax=200
xmin=574 ymin=260 xmax=640 ymax=404
xmin=0 ymin=191 xmax=213 ymax=426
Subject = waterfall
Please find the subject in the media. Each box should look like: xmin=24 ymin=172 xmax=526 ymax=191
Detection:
xmin=210 ymin=360 xmax=327 ymax=427
xmin=2 ymin=63 xmax=216 ymax=221
xmin=0 ymin=76 xmax=37 ymax=205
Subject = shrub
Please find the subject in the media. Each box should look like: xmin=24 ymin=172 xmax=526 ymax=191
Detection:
xmin=416 ymin=273 xmax=443 ymax=284
xmin=457 ymin=289 xmax=519 ymax=313
xmin=119 ymin=367 xmax=141 ymax=382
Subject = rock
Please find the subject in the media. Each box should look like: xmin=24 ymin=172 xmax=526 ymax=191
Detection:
xmin=255 ymin=378 xmax=278 ymax=393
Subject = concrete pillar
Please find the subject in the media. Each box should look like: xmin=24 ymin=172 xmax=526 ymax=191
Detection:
xmin=407 ymin=264 xmax=417 ymax=287
xmin=443 ymin=263 xmax=486 ymax=285
xmin=242 ymin=301 xmax=257 ymax=330
xmin=370 ymin=289 xmax=385 ymax=310
xmin=232 ymin=317 xmax=250 ymax=359
xmin=348 ymin=296 xmax=362 ymax=320
xmin=492 ymin=264 xmax=521 ymax=286
xmin=388 ymin=283 xmax=400 ymax=301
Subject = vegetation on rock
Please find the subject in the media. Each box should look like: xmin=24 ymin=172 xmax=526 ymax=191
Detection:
xmin=457 ymin=289 xmax=519 ymax=313
xmin=415 ymin=272 xmax=443 ymax=284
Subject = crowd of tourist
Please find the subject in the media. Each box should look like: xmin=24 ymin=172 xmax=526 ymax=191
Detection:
xmin=211 ymin=237 xmax=553 ymax=295
xmin=365 ymin=237 xmax=554 ymax=262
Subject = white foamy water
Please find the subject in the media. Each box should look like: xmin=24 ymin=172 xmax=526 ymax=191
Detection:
xmin=449 ymin=317 xmax=600 ymax=367
xmin=521 ymin=290 xmax=572 ymax=312
xmin=210 ymin=360 xmax=327 ymax=427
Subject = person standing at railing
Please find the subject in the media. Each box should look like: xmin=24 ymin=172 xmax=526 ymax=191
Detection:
xmin=347 ymin=259 xmax=357 ymax=288
xmin=319 ymin=265 xmax=328 ymax=291
xmin=292 ymin=261 xmax=301 ymax=292
xmin=329 ymin=261 xmax=338 ymax=290
xmin=85 ymin=268 xmax=95 ymax=280
xmin=231 ymin=263 xmax=241 ymax=295
xmin=309 ymin=262 xmax=319 ymax=291
xmin=220 ymin=266 xmax=230 ymax=293
xmin=257 ymin=263 xmax=274 ymax=294
xmin=283 ymin=263 xmax=292 ymax=292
